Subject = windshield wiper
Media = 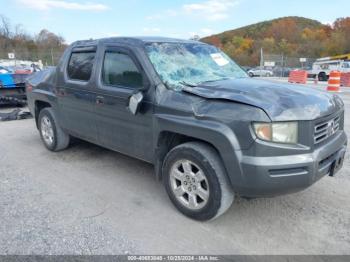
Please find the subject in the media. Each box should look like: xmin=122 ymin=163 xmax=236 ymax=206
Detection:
xmin=179 ymin=78 xmax=230 ymax=88
xmin=198 ymin=77 xmax=231 ymax=85
xmin=179 ymin=81 xmax=198 ymax=88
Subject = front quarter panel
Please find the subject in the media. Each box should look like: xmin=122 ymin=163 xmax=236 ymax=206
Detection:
xmin=192 ymin=99 xmax=270 ymax=149
xmin=153 ymin=87 xmax=271 ymax=189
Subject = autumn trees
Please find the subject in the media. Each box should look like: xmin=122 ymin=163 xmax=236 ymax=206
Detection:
xmin=202 ymin=16 xmax=350 ymax=66
xmin=1 ymin=14 xmax=350 ymax=67
xmin=0 ymin=15 xmax=66 ymax=65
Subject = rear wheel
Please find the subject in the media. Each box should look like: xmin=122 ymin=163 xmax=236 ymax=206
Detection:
xmin=38 ymin=108 xmax=70 ymax=151
xmin=163 ymin=142 xmax=234 ymax=221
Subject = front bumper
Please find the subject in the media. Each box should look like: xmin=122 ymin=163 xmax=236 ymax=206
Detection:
xmin=236 ymin=130 xmax=347 ymax=197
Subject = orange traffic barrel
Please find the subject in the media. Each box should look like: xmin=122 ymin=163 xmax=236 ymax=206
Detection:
xmin=327 ymin=71 xmax=341 ymax=92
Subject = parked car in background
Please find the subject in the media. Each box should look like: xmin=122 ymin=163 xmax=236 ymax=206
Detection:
xmin=14 ymin=68 xmax=32 ymax=74
xmin=26 ymin=37 xmax=347 ymax=221
xmin=0 ymin=65 xmax=32 ymax=105
xmin=0 ymin=66 xmax=11 ymax=74
xmin=272 ymin=66 xmax=292 ymax=77
xmin=241 ymin=66 xmax=252 ymax=73
xmin=248 ymin=68 xmax=274 ymax=77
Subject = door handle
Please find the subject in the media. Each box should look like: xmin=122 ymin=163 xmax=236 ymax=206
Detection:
xmin=96 ymin=96 xmax=104 ymax=105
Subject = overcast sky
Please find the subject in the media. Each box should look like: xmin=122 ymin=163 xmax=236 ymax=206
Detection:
xmin=3 ymin=0 xmax=350 ymax=43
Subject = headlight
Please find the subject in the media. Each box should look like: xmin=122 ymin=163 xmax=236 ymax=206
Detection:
xmin=253 ymin=122 xmax=298 ymax=144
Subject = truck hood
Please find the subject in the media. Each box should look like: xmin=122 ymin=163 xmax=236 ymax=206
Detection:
xmin=182 ymin=78 xmax=343 ymax=121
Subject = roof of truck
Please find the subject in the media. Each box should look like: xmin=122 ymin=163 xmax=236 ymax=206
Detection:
xmin=71 ymin=36 xmax=202 ymax=47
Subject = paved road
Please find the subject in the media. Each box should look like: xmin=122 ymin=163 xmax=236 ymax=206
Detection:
xmin=0 ymin=89 xmax=349 ymax=255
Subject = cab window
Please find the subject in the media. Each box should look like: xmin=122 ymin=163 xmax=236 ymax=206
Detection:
xmin=102 ymin=51 xmax=143 ymax=88
xmin=67 ymin=51 xmax=95 ymax=81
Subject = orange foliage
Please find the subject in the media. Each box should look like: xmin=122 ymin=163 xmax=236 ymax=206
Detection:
xmin=201 ymin=16 xmax=350 ymax=66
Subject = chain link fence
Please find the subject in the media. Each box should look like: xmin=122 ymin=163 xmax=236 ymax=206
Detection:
xmin=0 ymin=49 xmax=64 ymax=68
xmin=260 ymin=53 xmax=316 ymax=77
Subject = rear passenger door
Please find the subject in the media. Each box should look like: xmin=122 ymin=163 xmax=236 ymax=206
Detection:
xmin=94 ymin=46 xmax=154 ymax=162
xmin=57 ymin=46 xmax=99 ymax=142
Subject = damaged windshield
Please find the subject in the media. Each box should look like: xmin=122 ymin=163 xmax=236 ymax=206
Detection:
xmin=145 ymin=42 xmax=247 ymax=90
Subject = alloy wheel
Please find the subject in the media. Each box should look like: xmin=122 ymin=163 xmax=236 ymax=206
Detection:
xmin=41 ymin=116 xmax=54 ymax=146
xmin=169 ymin=159 xmax=210 ymax=210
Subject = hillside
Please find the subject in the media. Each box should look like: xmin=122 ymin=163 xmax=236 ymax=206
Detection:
xmin=201 ymin=16 xmax=350 ymax=66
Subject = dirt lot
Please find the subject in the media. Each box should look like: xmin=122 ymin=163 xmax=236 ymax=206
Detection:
xmin=0 ymin=84 xmax=349 ymax=255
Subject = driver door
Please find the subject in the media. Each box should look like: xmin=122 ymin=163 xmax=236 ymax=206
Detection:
xmin=94 ymin=46 xmax=154 ymax=162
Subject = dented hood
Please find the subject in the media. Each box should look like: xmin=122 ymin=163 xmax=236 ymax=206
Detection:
xmin=182 ymin=78 xmax=343 ymax=121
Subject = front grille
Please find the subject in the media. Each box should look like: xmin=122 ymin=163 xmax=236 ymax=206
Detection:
xmin=314 ymin=115 xmax=340 ymax=144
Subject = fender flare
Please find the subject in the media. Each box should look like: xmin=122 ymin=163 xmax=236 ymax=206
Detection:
xmin=154 ymin=114 xmax=244 ymax=188
xmin=31 ymin=89 xmax=59 ymax=126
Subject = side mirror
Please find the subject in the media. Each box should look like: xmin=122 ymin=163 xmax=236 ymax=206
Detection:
xmin=128 ymin=91 xmax=144 ymax=115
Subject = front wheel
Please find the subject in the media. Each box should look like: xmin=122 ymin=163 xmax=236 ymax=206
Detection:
xmin=162 ymin=142 xmax=234 ymax=221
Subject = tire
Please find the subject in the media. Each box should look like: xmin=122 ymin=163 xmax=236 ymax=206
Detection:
xmin=248 ymin=72 xmax=254 ymax=77
xmin=38 ymin=107 xmax=70 ymax=152
xmin=318 ymin=72 xmax=327 ymax=81
xmin=162 ymin=142 xmax=234 ymax=221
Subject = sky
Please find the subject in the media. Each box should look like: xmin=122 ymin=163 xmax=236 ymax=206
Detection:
xmin=2 ymin=0 xmax=350 ymax=43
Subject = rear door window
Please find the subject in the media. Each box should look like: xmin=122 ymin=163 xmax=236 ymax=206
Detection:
xmin=67 ymin=51 xmax=95 ymax=81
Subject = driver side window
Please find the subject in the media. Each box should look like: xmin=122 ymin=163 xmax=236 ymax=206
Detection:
xmin=102 ymin=51 xmax=143 ymax=88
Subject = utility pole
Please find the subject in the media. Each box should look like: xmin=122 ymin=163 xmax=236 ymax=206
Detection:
xmin=260 ymin=48 xmax=263 ymax=69
xmin=13 ymin=49 xmax=17 ymax=67
xmin=50 ymin=48 xmax=54 ymax=66
xmin=281 ymin=53 xmax=284 ymax=78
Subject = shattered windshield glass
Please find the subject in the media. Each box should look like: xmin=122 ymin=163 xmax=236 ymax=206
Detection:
xmin=145 ymin=42 xmax=247 ymax=90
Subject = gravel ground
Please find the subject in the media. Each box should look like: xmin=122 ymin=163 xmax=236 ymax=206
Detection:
xmin=0 ymin=84 xmax=349 ymax=255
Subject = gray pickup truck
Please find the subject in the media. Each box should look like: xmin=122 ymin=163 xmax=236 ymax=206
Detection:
xmin=26 ymin=37 xmax=347 ymax=220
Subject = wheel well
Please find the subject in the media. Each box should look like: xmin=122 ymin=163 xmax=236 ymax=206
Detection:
xmin=34 ymin=100 xmax=51 ymax=127
xmin=155 ymin=131 xmax=224 ymax=180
